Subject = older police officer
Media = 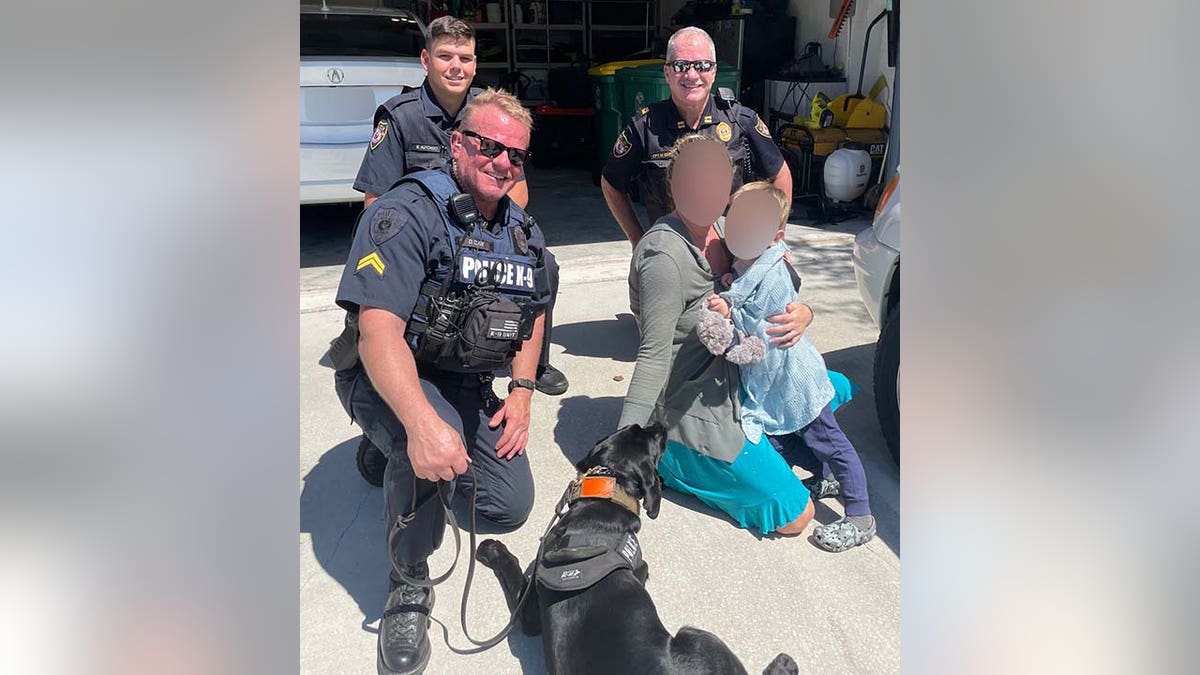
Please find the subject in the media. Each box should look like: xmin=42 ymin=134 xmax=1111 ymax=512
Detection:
xmin=600 ymin=27 xmax=793 ymax=245
xmin=355 ymin=16 xmax=566 ymax=394
xmin=333 ymin=90 xmax=553 ymax=675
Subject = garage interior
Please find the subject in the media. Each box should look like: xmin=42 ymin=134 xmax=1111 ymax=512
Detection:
xmin=306 ymin=0 xmax=898 ymax=225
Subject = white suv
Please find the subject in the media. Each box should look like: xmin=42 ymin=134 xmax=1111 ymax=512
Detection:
xmin=300 ymin=5 xmax=428 ymax=204
xmin=852 ymin=172 xmax=900 ymax=462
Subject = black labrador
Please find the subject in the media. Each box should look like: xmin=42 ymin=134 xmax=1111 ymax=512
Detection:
xmin=476 ymin=423 xmax=799 ymax=675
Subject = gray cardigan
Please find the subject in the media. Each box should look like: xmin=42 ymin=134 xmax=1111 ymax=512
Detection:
xmin=617 ymin=216 xmax=746 ymax=463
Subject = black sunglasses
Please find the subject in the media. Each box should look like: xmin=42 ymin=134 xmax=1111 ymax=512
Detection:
xmin=667 ymin=59 xmax=717 ymax=74
xmin=461 ymin=129 xmax=530 ymax=166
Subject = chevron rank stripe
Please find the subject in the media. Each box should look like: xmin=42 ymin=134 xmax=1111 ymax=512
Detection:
xmin=356 ymin=251 xmax=386 ymax=277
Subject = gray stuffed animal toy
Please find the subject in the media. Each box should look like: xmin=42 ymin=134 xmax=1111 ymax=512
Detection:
xmin=697 ymin=304 xmax=766 ymax=365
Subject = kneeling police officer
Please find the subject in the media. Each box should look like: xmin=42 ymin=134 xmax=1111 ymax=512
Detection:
xmin=330 ymin=89 xmax=554 ymax=675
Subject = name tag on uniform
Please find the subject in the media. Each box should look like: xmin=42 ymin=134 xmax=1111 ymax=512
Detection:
xmin=409 ymin=143 xmax=443 ymax=153
xmin=457 ymin=252 xmax=536 ymax=292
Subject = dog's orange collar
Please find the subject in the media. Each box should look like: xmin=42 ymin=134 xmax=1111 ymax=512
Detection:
xmin=566 ymin=467 xmax=640 ymax=516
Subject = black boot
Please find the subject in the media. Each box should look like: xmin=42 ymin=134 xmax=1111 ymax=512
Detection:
xmin=378 ymin=562 xmax=433 ymax=675
xmin=535 ymin=363 xmax=569 ymax=396
xmin=357 ymin=435 xmax=387 ymax=487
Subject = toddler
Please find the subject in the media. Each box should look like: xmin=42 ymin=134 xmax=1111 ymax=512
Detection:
xmin=700 ymin=182 xmax=876 ymax=552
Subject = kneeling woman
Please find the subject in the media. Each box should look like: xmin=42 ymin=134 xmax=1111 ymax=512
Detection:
xmin=617 ymin=135 xmax=814 ymax=535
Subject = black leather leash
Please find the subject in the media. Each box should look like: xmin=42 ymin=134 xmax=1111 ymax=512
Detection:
xmin=388 ymin=465 xmax=571 ymax=654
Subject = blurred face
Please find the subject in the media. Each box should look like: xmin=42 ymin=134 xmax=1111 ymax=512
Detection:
xmin=421 ymin=37 xmax=476 ymax=98
xmin=669 ymin=140 xmax=733 ymax=227
xmin=725 ymin=191 xmax=785 ymax=260
xmin=449 ymin=104 xmax=530 ymax=206
xmin=665 ymin=38 xmax=716 ymax=107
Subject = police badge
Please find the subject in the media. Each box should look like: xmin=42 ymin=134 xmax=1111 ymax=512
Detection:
xmin=612 ymin=130 xmax=632 ymax=158
xmin=369 ymin=120 xmax=388 ymax=150
xmin=715 ymin=121 xmax=732 ymax=142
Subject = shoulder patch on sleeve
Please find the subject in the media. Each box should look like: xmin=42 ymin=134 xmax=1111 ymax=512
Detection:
xmin=612 ymin=130 xmax=632 ymax=158
xmin=369 ymin=207 xmax=405 ymax=245
xmin=753 ymin=114 xmax=772 ymax=138
xmin=369 ymin=120 xmax=389 ymax=150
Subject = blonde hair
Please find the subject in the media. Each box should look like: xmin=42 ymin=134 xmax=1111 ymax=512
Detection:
xmin=731 ymin=181 xmax=791 ymax=230
xmin=665 ymin=133 xmax=732 ymax=183
xmin=460 ymin=88 xmax=534 ymax=133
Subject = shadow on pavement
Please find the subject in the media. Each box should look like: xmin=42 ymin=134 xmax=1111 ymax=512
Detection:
xmin=301 ymin=203 xmax=360 ymax=269
xmin=301 ymin=437 xmax=388 ymax=629
xmin=302 ymin=439 xmax=553 ymax=673
xmin=552 ymin=395 xmax=625 ymax=465
xmin=815 ymin=342 xmax=900 ymax=556
xmin=550 ymin=313 xmax=639 ymax=362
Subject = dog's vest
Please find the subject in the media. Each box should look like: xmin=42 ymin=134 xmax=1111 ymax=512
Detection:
xmin=535 ymin=531 xmax=643 ymax=593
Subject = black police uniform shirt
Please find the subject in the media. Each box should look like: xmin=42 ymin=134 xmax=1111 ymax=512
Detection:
xmin=601 ymin=93 xmax=785 ymax=226
xmin=353 ymin=79 xmax=485 ymax=197
xmin=336 ymin=165 xmax=549 ymax=335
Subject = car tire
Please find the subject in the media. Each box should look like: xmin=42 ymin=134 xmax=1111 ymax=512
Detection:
xmin=873 ymin=304 xmax=900 ymax=463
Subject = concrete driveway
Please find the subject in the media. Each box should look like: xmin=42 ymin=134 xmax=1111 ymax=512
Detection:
xmin=300 ymin=168 xmax=899 ymax=674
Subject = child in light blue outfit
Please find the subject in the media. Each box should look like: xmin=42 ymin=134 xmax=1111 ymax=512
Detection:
xmin=701 ymin=182 xmax=876 ymax=552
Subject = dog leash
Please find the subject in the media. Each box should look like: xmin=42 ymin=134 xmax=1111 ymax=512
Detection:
xmin=388 ymin=465 xmax=572 ymax=654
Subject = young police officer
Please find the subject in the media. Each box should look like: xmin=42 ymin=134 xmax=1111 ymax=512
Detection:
xmin=600 ymin=27 xmax=793 ymax=245
xmin=355 ymin=16 xmax=566 ymax=393
xmin=334 ymin=90 xmax=552 ymax=675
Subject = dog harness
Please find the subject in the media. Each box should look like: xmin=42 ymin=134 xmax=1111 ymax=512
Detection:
xmin=535 ymin=467 xmax=645 ymax=593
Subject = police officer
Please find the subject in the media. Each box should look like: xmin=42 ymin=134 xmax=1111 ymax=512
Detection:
xmin=354 ymin=16 xmax=567 ymax=395
xmin=333 ymin=90 xmax=552 ymax=675
xmin=600 ymin=26 xmax=794 ymax=245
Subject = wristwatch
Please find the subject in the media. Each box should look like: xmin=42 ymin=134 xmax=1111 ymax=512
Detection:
xmin=508 ymin=378 xmax=537 ymax=393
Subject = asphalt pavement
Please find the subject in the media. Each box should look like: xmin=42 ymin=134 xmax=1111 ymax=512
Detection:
xmin=300 ymin=167 xmax=899 ymax=674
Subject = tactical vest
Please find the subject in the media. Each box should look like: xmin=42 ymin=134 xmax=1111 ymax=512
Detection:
xmin=400 ymin=170 xmax=550 ymax=373
xmin=638 ymin=93 xmax=753 ymax=223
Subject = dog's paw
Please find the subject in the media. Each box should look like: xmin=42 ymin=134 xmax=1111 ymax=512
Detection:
xmin=763 ymin=652 xmax=799 ymax=675
xmin=475 ymin=538 xmax=508 ymax=568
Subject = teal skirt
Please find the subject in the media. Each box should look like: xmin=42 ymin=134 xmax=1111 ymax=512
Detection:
xmin=657 ymin=370 xmax=856 ymax=534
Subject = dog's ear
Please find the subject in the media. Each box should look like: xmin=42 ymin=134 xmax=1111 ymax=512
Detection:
xmin=642 ymin=470 xmax=663 ymax=519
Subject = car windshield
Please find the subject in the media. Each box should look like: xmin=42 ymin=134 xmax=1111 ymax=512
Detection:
xmin=301 ymin=12 xmax=423 ymax=58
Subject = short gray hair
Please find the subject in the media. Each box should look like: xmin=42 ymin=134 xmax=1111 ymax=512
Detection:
xmin=665 ymin=27 xmax=716 ymax=62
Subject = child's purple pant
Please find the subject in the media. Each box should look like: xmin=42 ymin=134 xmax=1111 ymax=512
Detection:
xmin=767 ymin=404 xmax=872 ymax=517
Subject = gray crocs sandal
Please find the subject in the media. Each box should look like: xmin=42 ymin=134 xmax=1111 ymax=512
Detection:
xmin=813 ymin=517 xmax=876 ymax=552
xmin=803 ymin=476 xmax=841 ymax=500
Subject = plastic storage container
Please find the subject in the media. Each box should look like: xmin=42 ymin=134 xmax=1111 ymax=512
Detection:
xmin=616 ymin=62 xmax=741 ymax=121
xmin=587 ymin=59 xmax=663 ymax=170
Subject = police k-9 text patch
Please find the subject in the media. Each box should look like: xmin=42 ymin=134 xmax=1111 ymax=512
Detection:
xmin=457 ymin=252 xmax=536 ymax=292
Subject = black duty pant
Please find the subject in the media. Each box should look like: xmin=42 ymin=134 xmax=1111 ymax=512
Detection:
xmin=334 ymin=365 xmax=535 ymax=570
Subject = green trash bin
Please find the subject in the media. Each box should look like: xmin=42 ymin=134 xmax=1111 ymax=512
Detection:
xmin=617 ymin=62 xmax=741 ymax=122
xmin=588 ymin=59 xmax=663 ymax=176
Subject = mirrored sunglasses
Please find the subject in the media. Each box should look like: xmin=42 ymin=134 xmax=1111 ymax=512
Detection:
xmin=667 ymin=59 xmax=717 ymax=74
xmin=461 ymin=129 xmax=530 ymax=167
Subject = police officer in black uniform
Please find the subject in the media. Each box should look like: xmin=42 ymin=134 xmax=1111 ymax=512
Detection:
xmin=354 ymin=16 xmax=566 ymax=395
xmin=332 ymin=90 xmax=553 ymax=675
xmin=600 ymin=26 xmax=793 ymax=245
xmin=343 ymin=17 xmax=567 ymax=489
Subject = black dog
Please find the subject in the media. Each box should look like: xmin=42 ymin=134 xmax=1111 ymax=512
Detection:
xmin=476 ymin=423 xmax=799 ymax=675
